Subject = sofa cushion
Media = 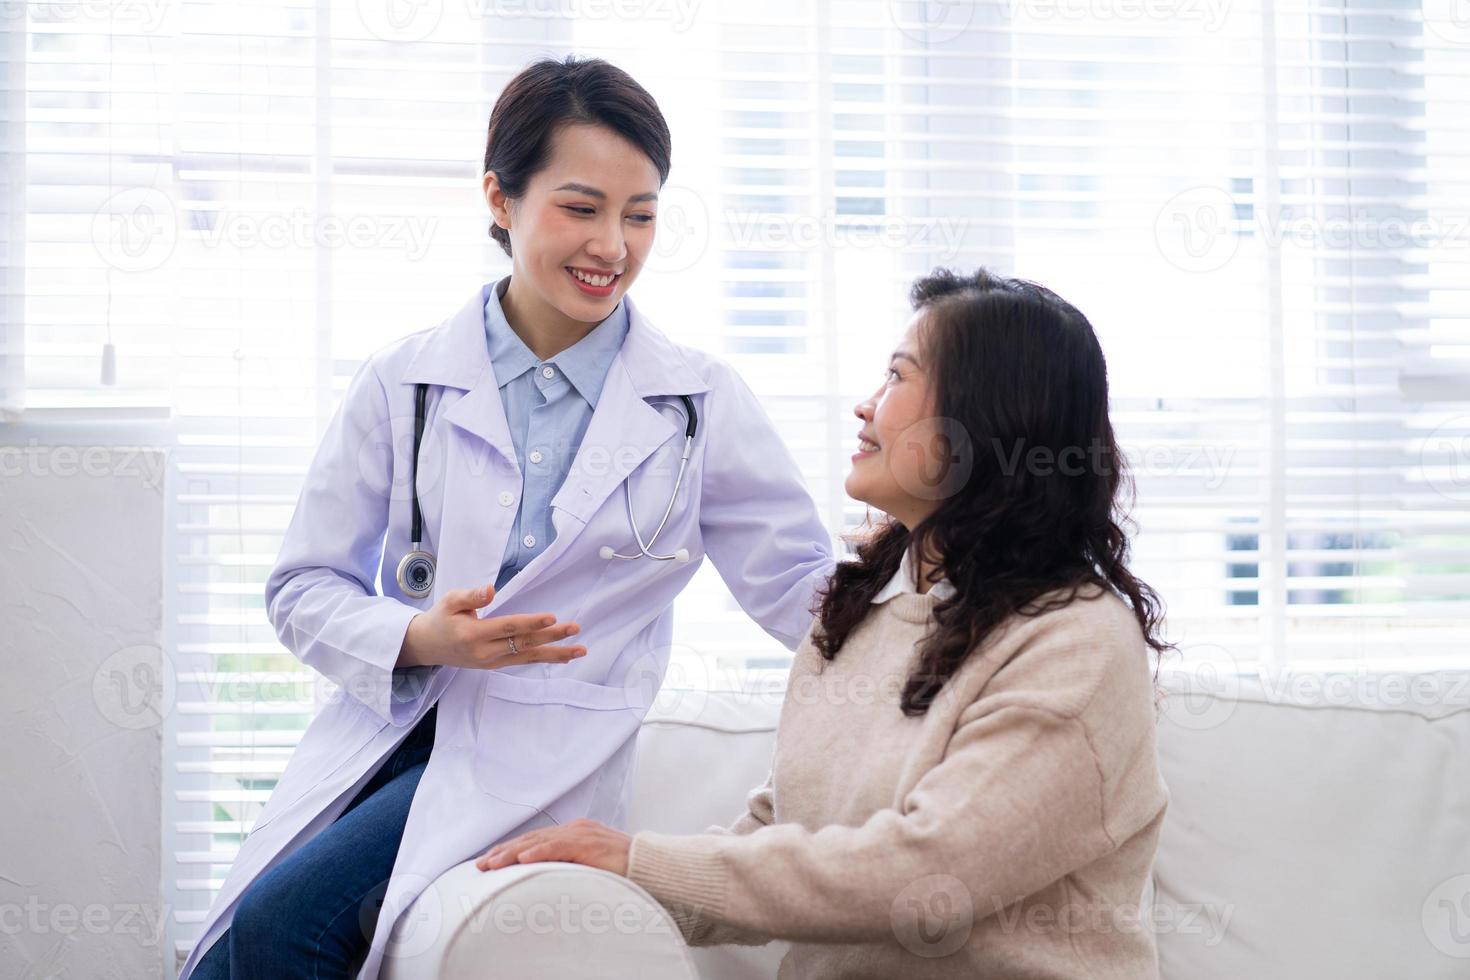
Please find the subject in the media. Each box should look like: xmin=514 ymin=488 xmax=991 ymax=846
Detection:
xmin=629 ymin=669 xmax=1470 ymax=980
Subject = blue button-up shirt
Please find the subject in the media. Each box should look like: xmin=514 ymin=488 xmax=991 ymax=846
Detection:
xmin=483 ymin=275 xmax=630 ymax=590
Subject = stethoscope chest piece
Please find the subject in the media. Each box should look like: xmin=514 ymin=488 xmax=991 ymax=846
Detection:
xmin=398 ymin=381 xmax=436 ymax=599
xmin=396 ymin=549 xmax=436 ymax=599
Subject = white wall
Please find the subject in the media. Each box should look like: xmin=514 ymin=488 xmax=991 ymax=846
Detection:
xmin=0 ymin=443 xmax=167 ymax=978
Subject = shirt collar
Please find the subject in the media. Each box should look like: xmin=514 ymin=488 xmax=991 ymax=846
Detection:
xmin=871 ymin=547 xmax=957 ymax=605
xmin=482 ymin=274 xmax=630 ymax=407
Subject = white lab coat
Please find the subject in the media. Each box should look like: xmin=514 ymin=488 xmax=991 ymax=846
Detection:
xmin=178 ymin=283 xmax=835 ymax=979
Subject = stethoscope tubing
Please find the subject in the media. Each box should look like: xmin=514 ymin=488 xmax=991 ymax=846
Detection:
xmin=396 ymin=387 xmax=698 ymax=596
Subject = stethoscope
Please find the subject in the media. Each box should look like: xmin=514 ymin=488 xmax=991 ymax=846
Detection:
xmin=394 ymin=384 xmax=698 ymax=600
xmin=395 ymin=383 xmax=436 ymax=599
xmin=599 ymin=393 xmax=697 ymax=565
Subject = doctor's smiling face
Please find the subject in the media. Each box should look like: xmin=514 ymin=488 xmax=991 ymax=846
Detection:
xmin=479 ymin=57 xmax=672 ymax=355
xmin=483 ymin=122 xmax=660 ymax=340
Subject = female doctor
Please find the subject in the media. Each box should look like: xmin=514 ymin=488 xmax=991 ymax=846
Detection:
xmin=183 ymin=56 xmax=834 ymax=980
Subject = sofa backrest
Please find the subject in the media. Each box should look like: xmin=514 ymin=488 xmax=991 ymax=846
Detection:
xmin=1151 ymin=666 xmax=1470 ymax=980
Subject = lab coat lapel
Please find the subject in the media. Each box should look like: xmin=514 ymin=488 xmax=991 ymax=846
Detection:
xmin=480 ymin=294 xmax=712 ymax=608
xmin=400 ymin=283 xmax=517 ymax=466
xmin=397 ymin=286 xmax=711 ymax=609
xmin=397 ymin=284 xmax=520 ymax=595
xmin=441 ymin=375 xmax=515 ymax=466
xmin=434 ymin=378 xmax=518 ymax=599
xmin=483 ymin=353 xmax=675 ymax=608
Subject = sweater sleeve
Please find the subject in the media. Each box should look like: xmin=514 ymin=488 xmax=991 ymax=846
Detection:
xmin=625 ymin=701 xmax=1141 ymax=946
xmin=628 ymin=769 xmax=777 ymax=947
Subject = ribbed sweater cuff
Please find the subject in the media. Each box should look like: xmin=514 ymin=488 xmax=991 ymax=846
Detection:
xmin=626 ymin=830 xmax=729 ymax=920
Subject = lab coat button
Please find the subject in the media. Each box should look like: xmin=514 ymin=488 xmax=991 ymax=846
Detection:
xmin=498 ymin=491 xmax=514 ymax=506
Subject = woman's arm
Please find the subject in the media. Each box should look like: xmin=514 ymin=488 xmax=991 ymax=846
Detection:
xmin=628 ymin=769 xmax=777 ymax=947
xmin=476 ymin=768 xmax=779 ymax=947
xmin=627 ymin=707 xmax=1124 ymax=945
xmin=624 ymin=617 xmax=1167 ymax=946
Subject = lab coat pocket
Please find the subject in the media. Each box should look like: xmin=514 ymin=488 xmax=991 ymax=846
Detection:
xmin=250 ymin=695 xmax=390 ymax=833
xmin=470 ymin=669 xmax=645 ymax=818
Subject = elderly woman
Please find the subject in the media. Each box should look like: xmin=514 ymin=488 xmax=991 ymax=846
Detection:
xmin=479 ymin=267 xmax=1172 ymax=979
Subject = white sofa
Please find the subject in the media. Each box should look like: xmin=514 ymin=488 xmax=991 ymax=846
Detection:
xmin=381 ymin=666 xmax=1470 ymax=979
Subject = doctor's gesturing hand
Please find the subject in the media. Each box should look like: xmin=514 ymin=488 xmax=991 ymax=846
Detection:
xmin=397 ymin=583 xmax=586 ymax=671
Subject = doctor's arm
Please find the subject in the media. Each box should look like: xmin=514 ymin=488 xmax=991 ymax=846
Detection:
xmin=697 ymin=363 xmax=836 ymax=652
xmin=264 ymin=357 xmax=434 ymax=727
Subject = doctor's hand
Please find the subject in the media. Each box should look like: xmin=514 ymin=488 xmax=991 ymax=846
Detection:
xmin=475 ymin=819 xmax=632 ymax=877
xmin=398 ymin=583 xmax=585 ymax=671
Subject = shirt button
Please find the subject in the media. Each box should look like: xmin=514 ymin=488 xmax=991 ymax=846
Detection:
xmin=541 ymin=366 xmax=555 ymax=379
xmin=523 ymin=534 xmax=536 ymax=548
xmin=498 ymin=490 xmax=514 ymax=506
xmin=529 ymin=450 xmax=544 ymax=464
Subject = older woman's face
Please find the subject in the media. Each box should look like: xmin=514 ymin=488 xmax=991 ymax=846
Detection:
xmin=846 ymin=312 xmax=953 ymax=529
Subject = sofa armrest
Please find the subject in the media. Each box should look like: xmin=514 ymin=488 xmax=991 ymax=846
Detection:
xmin=379 ymin=859 xmax=700 ymax=980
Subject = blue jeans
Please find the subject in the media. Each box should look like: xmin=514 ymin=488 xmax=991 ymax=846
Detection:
xmin=191 ymin=702 xmax=438 ymax=980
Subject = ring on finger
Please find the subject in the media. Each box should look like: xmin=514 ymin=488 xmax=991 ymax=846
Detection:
xmin=507 ymin=635 xmax=519 ymax=656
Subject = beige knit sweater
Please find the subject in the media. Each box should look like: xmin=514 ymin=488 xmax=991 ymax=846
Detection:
xmin=626 ymin=583 xmax=1170 ymax=979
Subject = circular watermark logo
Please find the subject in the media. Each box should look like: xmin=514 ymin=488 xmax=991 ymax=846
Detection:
xmin=92 ymin=187 xmax=178 ymax=274
xmin=1423 ymin=0 xmax=1470 ymax=45
xmin=1154 ymin=185 xmax=1239 ymax=274
xmin=92 ymin=643 xmax=175 ymax=731
xmin=367 ymin=871 xmax=445 ymax=960
xmin=889 ymin=0 xmax=976 ymax=45
xmin=619 ymin=644 xmax=713 ymax=720
xmin=891 ymin=873 xmax=974 ymax=957
xmin=1158 ymin=652 xmax=1239 ymax=731
xmin=643 ymin=184 xmax=711 ymax=275
xmin=1422 ymin=873 xmax=1470 ymax=958
xmin=356 ymin=405 xmax=452 ymax=507
xmin=888 ymin=415 xmax=975 ymax=502
xmin=355 ymin=0 xmax=445 ymax=42
xmin=1421 ymin=415 xmax=1470 ymax=504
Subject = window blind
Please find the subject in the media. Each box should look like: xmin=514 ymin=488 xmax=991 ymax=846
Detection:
xmin=3 ymin=0 xmax=1466 ymax=970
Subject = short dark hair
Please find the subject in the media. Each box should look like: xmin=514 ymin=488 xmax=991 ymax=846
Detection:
xmin=483 ymin=56 xmax=672 ymax=257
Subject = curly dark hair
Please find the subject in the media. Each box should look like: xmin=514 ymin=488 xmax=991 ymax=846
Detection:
xmin=483 ymin=55 xmax=672 ymax=257
xmin=811 ymin=267 xmax=1172 ymax=715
